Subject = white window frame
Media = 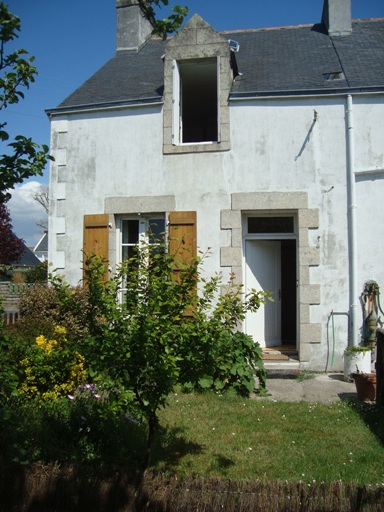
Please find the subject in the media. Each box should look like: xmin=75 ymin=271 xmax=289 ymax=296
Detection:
xmin=117 ymin=214 xmax=166 ymax=300
xmin=172 ymin=57 xmax=220 ymax=146
xmin=118 ymin=214 xmax=166 ymax=262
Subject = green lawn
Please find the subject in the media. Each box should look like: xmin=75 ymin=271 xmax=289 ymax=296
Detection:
xmin=153 ymin=391 xmax=384 ymax=484
xmin=2 ymin=388 xmax=383 ymax=487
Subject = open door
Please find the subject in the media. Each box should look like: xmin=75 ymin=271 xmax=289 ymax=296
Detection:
xmin=246 ymin=240 xmax=282 ymax=347
xmin=245 ymin=239 xmax=297 ymax=348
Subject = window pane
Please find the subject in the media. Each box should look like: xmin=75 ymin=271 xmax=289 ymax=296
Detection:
xmin=148 ymin=218 xmax=165 ymax=244
xmin=122 ymin=220 xmax=139 ymax=244
xmin=122 ymin=245 xmax=136 ymax=261
xmin=248 ymin=217 xmax=294 ymax=234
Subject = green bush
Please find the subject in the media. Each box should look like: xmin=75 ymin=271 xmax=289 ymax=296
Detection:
xmin=81 ymin=243 xmax=268 ymax=465
xmin=1 ymin=240 xmax=269 ymax=469
xmin=17 ymin=283 xmax=91 ymax=342
xmin=18 ymin=325 xmax=86 ymax=401
xmin=25 ymin=261 xmax=48 ymax=283
xmin=0 ymin=392 xmax=144 ymax=465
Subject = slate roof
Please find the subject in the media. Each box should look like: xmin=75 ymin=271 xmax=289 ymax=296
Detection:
xmin=11 ymin=243 xmax=40 ymax=267
xmin=50 ymin=18 xmax=384 ymax=113
xmin=18 ymin=246 xmax=41 ymax=267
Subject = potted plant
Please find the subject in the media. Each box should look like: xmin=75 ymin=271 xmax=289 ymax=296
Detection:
xmin=352 ymin=370 xmax=377 ymax=402
xmin=343 ymin=345 xmax=372 ymax=382
xmin=344 ymin=346 xmax=376 ymax=401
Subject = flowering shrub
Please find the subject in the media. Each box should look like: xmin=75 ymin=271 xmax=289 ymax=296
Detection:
xmin=17 ymin=283 xmax=91 ymax=342
xmin=19 ymin=325 xmax=86 ymax=400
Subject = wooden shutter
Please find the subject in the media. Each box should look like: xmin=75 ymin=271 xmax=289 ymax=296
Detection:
xmin=83 ymin=214 xmax=109 ymax=281
xmin=169 ymin=211 xmax=197 ymax=317
xmin=169 ymin=211 xmax=197 ymax=265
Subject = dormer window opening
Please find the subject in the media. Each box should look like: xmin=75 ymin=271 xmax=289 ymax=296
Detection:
xmin=172 ymin=57 xmax=220 ymax=145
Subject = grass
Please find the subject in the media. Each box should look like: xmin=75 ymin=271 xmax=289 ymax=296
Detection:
xmin=152 ymin=391 xmax=384 ymax=484
xmin=2 ymin=390 xmax=384 ymax=486
xmin=296 ymin=370 xmax=316 ymax=382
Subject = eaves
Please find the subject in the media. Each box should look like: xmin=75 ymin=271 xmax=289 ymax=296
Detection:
xmin=229 ymin=85 xmax=384 ymax=101
xmin=46 ymin=96 xmax=163 ymax=117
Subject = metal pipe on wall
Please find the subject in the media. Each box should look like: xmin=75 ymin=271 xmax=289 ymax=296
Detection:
xmin=346 ymin=94 xmax=358 ymax=346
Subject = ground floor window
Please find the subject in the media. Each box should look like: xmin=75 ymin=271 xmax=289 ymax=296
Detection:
xmin=117 ymin=215 xmax=166 ymax=300
xmin=120 ymin=216 xmax=166 ymax=262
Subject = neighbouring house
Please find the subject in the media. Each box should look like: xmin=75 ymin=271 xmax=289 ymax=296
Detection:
xmin=33 ymin=231 xmax=48 ymax=262
xmin=46 ymin=0 xmax=384 ymax=371
xmin=16 ymin=245 xmax=41 ymax=268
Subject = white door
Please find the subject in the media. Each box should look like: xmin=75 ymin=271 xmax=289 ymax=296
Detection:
xmin=245 ymin=240 xmax=281 ymax=347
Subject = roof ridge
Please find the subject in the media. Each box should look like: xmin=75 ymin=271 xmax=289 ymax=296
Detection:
xmin=221 ymin=24 xmax=314 ymax=35
xmin=220 ymin=17 xmax=384 ymax=35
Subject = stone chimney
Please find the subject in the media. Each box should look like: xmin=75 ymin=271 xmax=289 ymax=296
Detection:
xmin=116 ymin=0 xmax=153 ymax=51
xmin=322 ymin=0 xmax=352 ymax=37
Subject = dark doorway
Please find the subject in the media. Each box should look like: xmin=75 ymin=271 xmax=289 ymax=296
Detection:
xmin=281 ymin=239 xmax=297 ymax=344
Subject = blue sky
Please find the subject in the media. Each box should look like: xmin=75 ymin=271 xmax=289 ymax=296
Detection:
xmin=4 ymin=0 xmax=384 ymax=246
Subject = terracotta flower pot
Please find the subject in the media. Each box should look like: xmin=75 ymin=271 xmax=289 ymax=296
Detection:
xmin=352 ymin=373 xmax=377 ymax=402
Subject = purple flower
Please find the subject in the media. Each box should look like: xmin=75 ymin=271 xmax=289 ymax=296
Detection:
xmin=124 ymin=413 xmax=138 ymax=425
xmin=67 ymin=394 xmax=74 ymax=401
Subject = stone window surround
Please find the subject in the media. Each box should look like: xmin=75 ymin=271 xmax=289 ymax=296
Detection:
xmin=162 ymin=15 xmax=232 ymax=155
xmin=220 ymin=192 xmax=321 ymax=362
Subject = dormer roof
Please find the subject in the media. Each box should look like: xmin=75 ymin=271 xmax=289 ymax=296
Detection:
xmin=166 ymin=13 xmax=228 ymax=48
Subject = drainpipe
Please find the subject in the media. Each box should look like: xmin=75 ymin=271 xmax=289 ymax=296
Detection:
xmin=346 ymin=94 xmax=358 ymax=346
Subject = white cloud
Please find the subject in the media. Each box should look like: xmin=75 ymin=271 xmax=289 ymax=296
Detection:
xmin=7 ymin=181 xmax=48 ymax=248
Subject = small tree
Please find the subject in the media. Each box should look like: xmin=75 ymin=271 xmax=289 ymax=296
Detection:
xmin=82 ymin=240 xmax=269 ymax=466
xmin=0 ymin=202 xmax=24 ymax=269
xmin=33 ymin=186 xmax=49 ymax=230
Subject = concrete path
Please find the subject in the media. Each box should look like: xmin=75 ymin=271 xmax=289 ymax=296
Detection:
xmin=257 ymin=373 xmax=357 ymax=403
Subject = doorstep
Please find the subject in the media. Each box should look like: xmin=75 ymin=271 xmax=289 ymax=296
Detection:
xmin=262 ymin=345 xmax=300 ymax=373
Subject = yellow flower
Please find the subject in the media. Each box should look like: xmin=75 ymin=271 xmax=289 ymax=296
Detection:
xmin=54 ymin=325 xmax=67 ymax=337
xmin=36 ymin=335 xmax=47 ymax=349
xmin=46 ymin=340 xmax=58 ymax=353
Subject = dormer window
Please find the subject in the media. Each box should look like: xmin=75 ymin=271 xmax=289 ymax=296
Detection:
xmin=172 ymin=58 xmax=219 ymax=145
xmin=163 ymin=14 xmax=232 ymax=154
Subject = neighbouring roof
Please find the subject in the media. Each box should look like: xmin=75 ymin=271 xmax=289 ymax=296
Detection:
xmin=14 ymin=245 xmax=40 ymax=267
xmin=49 ymin=18 xmax=384 ymax=114
xmin=34 ymin=231 xmax=48 ymax=253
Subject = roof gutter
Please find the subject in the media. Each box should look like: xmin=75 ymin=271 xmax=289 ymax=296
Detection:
xmin=229 ymin=87 xmax=384 ymax=101
xmin=46 ymin=97 xmax=163 ymax=117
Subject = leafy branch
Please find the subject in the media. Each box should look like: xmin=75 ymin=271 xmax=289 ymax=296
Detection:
xmin=0 ymin=3 xmax=53 ymax=204
xmin=138 ymin=0 xmax=189 ymax=40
